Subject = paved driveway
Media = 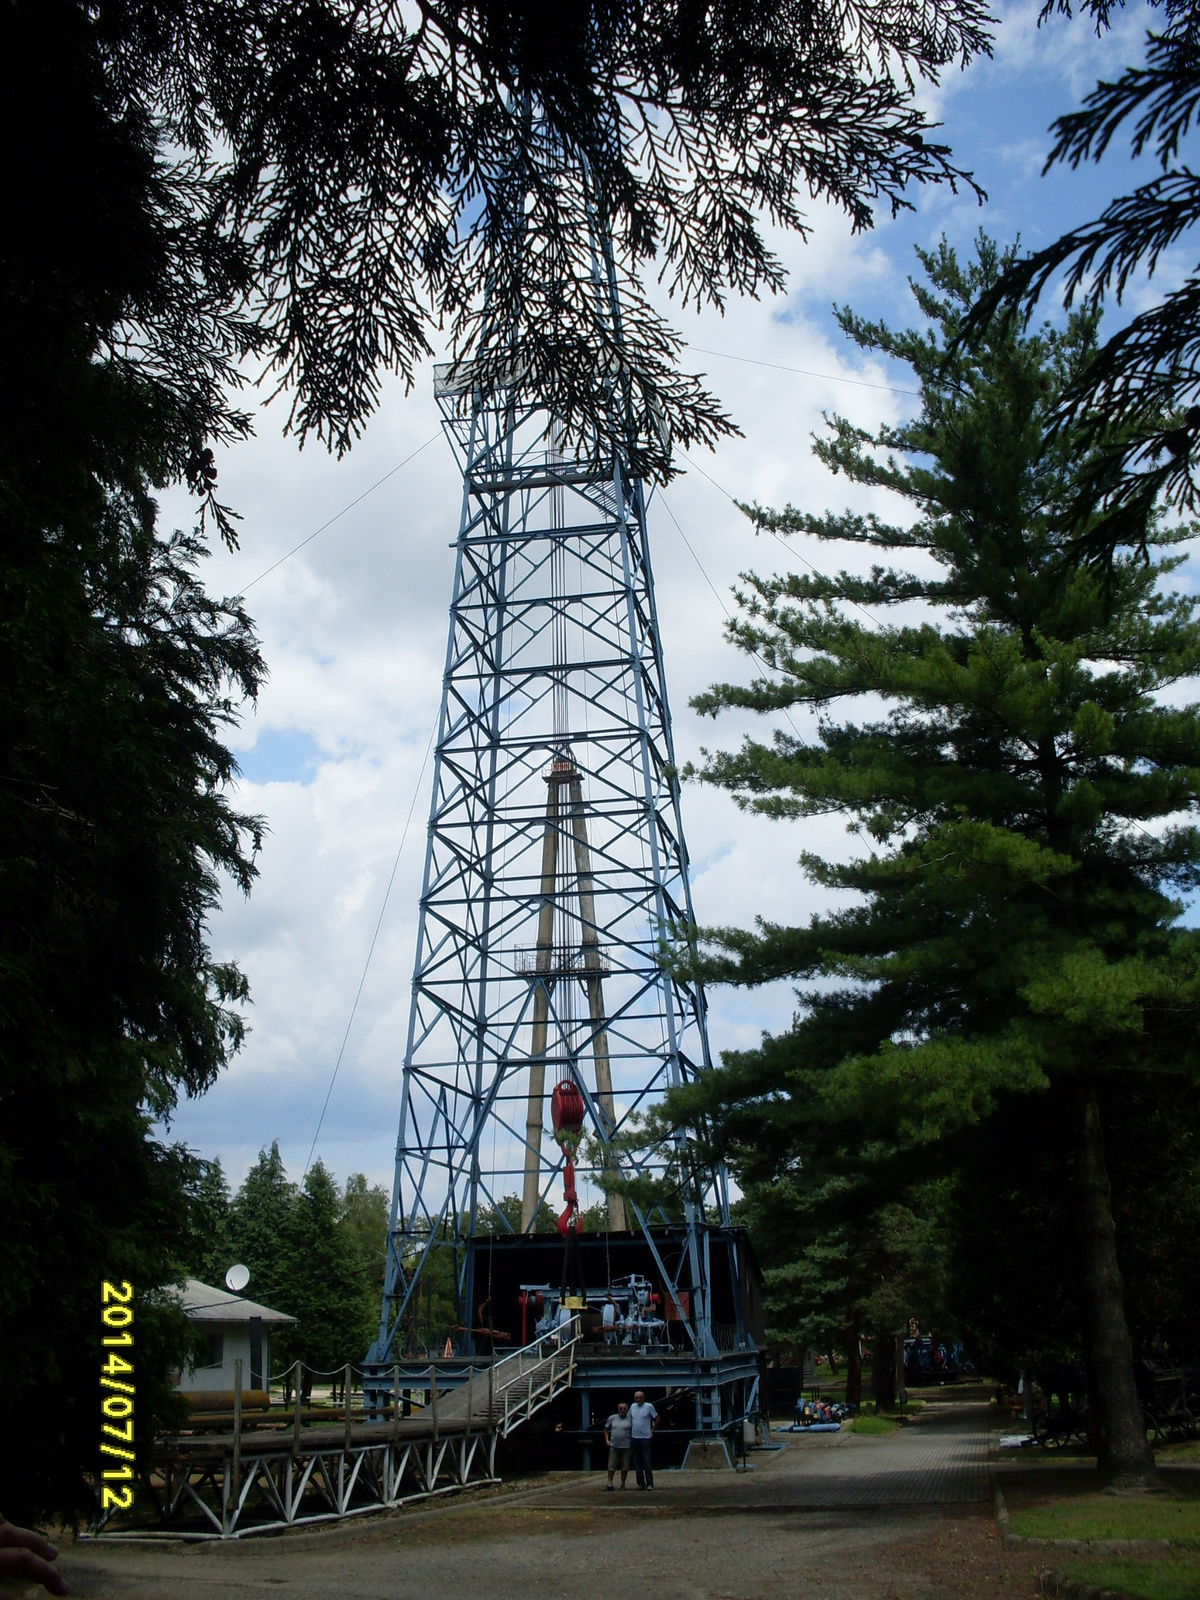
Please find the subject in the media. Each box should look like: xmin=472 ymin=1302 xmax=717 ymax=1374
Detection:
xmin=749 ymin=1400 xmax=991 ymax=1507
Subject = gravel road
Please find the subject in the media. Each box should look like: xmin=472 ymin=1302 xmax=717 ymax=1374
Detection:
xmin=54 ymin=1402 xmax=1042 ymax=1600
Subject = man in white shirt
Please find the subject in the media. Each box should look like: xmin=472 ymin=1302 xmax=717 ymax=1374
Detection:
xmin=628 ymin=1390 xmax=658 ymax=1488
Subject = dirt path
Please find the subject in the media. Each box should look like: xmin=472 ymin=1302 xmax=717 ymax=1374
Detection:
xmin=55 ymin=1403 xmax=1041 ymax=1600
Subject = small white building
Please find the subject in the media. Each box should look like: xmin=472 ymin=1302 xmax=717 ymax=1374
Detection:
xmin=173 ymin=1278 xmax=295 ymax=1407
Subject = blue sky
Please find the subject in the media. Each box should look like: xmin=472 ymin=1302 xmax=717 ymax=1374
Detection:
xmin=158 ymin=2 xmax=1191 ymax=1200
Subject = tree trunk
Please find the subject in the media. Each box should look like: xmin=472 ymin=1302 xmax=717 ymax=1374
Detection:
xmin=872 ymin=1325 xmax=897 ymax=1412
xmin=1081 ymin=1330 xmax=1106 ymax=1461
xmin=1072 ymin=1079 xmax=1155 ymax=1485
xmin=845 ymin=1311 xmax=862 ymax=1410
xmin=896 ymin=1331 xmax=908 ymax=1408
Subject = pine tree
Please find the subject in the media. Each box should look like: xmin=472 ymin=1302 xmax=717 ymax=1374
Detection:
xmin=678 ymin=235 xmax=1200 ymax=1484
xmin=224 ymin=1153 xmax=391 ymax=1388
xmin=228 ymin=1143 xmax=298 ymax=1315
xmin=3 ymin=0 xmax=993 ymax=510
xmin=705 ymin=1015 xmax=954 ymax=1408
xmin=948 ymin=1075 xmax=1200 ymax=1384
xmin=736 ymin=1168 xmax=950 ymax=1410
xmin=0 ymin=510 xmax=262 ymax=1523
xmin=184 ymin=1158 xmax=235 ymax=1287
xmin=979 ymin=0 xmax=1200 ymax=513
xmin=340 ymin=1173 xmax=391 ymax=1357
xmin=282 ymin=1163 xmax=380 ymax=1389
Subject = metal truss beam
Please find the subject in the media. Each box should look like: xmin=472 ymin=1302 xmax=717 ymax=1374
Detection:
xmin=369 ymin=168 xmax=738 ymax=1382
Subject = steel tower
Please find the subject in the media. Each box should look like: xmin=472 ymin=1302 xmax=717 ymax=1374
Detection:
xmin=367 ymin=159 xmax=740 ymax=1380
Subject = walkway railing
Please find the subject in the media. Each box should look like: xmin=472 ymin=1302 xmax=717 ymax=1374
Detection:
xmin=92 ymin=1320 xmax=580 ymax=1541
xmin=490 ymin=1322 xmax=579 ymax=1437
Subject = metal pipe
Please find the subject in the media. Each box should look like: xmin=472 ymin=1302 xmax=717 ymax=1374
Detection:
xmin=566 ymin=770 xmax=627 ymax=1231
xmin=521 ymin=775 xmax=561 ymax=1230
xmin=233 ymin=1358 xmax=243 ymax=1509
xmin=292 ymin=1360 xmax=302 ymax=1456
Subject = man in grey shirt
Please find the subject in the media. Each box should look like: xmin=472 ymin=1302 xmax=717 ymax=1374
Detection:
xmin=604 ymin=1400 xmax=632 ymax=1490
xmin=628 ymin=1390 xmax=658 ymax=1488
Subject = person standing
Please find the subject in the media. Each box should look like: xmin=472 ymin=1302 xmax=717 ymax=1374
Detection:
xmin=628 ymin=1389 xmax=658 ymax=1489
xmin=604 ymin=1400 xmax=633 ymax=1491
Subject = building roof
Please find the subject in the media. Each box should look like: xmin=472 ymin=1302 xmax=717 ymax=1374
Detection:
xmin=174 ymin=1278 xmax=296 ymax=1325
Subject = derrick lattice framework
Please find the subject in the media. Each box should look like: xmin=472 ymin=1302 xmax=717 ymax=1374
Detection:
xmin=369 ymin=191 xmax=731 ymax=1366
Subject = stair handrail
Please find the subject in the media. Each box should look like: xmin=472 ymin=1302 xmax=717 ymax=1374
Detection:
xmin=491 ymin=1315 xmax=580 ymax=1399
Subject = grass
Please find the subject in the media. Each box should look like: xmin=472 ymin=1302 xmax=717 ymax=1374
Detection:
xmin=1155 ymin=1438 xmax=1200 ymax=1464
xmin=1008 ymin=1489 xmax=1200 ymax=1547
xmin=849 ymin=1414 xmax=896 ymax=1436
xmin=1059 ymin=1554 xmax=1200 ymax=1600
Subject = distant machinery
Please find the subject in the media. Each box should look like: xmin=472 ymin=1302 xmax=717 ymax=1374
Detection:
xmin=364 ymin=127 xmax=759 ymax=1447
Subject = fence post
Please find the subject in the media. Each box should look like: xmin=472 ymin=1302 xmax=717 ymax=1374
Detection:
xmin=344 ymin=1363 xmax=353 ymax=1454
xmin=430 ymin=1364 xmax=439 ymax=1444
xmin=392 ymin=1365 xmax=401 ymax=1446
xmin=293 ymin=1359 xmax=302 ymax=1456
xmin=233 ymin=1357 xmax=243 ymax=1515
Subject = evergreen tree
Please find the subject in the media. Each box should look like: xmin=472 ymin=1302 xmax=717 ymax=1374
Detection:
xmin=340 ymin=1173 xmax=391 ymax=1356
xmin=675 ymin=235 xmax=1200 ymax=1484
xmin=218 ymin=1152 xmax=397 ymax=1386
xmin=183 ymin=1158 xmax=234 ymax=1287
xmin=280 ymin=1162 xmax=372 ymax=1387
xmin=1105 ymin=1077 xmax=1200 ymax=1358
xmin=0 ymin=511 xmax=262 ymax=1524
xmin=736 ymin=1167 xmax=950 ymax=1410
xmin=980 ymin=0 xmax=1200 ymax=513
xmin=3 ymin=0 xmax=993 ymax=515
xmin=340 ymin=1175 xmax=389 ymax=1284
xmin=227 ymin=1143 xmax=298 ymax=1315
xmin=948 ymin=1074 xmax=1200 ymax=1384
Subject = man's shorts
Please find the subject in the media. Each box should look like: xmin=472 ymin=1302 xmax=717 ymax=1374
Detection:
xmin=607 ymin=1446 xmax=632 ymax=1473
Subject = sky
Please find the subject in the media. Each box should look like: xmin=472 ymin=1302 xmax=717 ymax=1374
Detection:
xmin=157 ymin=1 xmax=1179 ymax=1202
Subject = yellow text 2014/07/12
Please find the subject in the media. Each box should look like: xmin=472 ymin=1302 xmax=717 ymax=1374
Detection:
xmin=100 ymin=1280 xmax=135 ymax=1512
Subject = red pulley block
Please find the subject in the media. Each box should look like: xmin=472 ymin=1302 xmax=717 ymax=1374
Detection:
xmin=551 ymin=1079 xmax=585 ymax=1137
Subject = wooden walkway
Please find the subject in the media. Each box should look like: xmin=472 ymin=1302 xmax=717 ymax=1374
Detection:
xmin=99 ymin=1324 xmax=581 ymax=1539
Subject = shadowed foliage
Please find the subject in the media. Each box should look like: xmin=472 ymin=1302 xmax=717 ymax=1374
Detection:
xmin=971 ymin=1 xmax=1200 ymax=536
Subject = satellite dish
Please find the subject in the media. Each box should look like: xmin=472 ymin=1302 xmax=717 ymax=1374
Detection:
xmin=225 ymin=1263 xmax=250 ymax=1294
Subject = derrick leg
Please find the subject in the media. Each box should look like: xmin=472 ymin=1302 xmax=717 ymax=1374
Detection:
xmin=567 ymin=772 xmax=628 ymax=1231
xmin=522 ymin=779 xmax=561 ymax=1231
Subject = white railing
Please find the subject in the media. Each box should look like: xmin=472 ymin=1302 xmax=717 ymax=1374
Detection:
xmin=489 ymin=1316 xmax=580 ymax=1438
